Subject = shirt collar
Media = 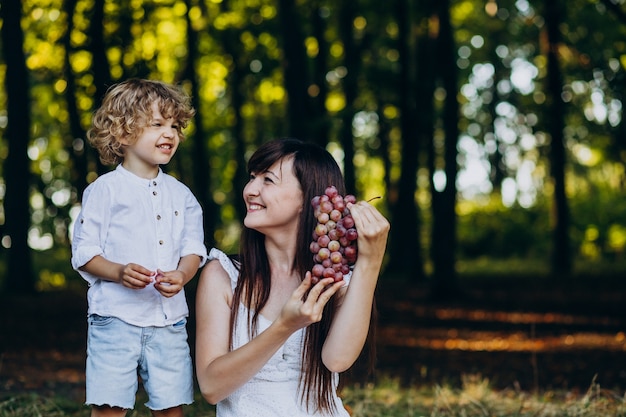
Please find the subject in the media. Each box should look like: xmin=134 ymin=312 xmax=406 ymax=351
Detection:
xmin=115 ymin=164 xmax=164 ymax=187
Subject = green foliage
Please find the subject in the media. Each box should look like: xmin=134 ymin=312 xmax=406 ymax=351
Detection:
xmin=3 ymin=0 xmax=626 ymax=292
xmin=569 ymin=184 xmax=626 ymax=261
xmin=457 ymin=200 xmax=551 ymax=260
xmin=457 ymin=185 xmax=626 ymax=265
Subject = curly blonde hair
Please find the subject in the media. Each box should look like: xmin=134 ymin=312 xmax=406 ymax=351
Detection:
xmin=87 ymin=78 xmax=196 ymax=166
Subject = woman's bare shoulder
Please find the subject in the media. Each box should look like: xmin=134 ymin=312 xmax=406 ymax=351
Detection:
xmin=197 ymin=257 xmax=234 ymax=303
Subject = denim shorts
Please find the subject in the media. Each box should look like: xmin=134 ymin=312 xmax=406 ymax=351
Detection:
xmin=86 ymin=314 xmax=193 ymax=410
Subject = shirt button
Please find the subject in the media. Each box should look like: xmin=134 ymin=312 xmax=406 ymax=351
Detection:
xmin=156 ymin=215 xmax=161 ymax=220
xmin=159 ymin=240 xmax=164 ymax=245
xmin=153 ymin=181 xmax=157 ymax=186
xmin=153 ymin=191 xmax=157 ymax=196
xmin=174 ymin=211 xmax=179 ymax=216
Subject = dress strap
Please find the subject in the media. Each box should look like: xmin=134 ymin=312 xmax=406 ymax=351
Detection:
xmin=208 ymin=248 xmax=240 ymax=290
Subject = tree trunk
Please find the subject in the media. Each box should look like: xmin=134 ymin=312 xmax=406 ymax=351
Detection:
xmin=387 ymin=0 xmax=425 ymax=281
xmin=182 ymin=0 xmax=217 ymax=248
xmin=1 ymin=0 xmax=35 ymax=293
xmin=485 ymin=30 xmax=507 ymax=192
xmin=544 ymin=0 xmax=571 ymax=276
xmin=431 ymin=0 xmax=459 ymax=297
xmin=277 ymin=0 xmax=312 ymax=141
xmin=218 ymin=0 xmax=249 ymax=224
xmin=62 ymin=0 xmax=89 ymax=198
xmin=337 ymin=0 xmax=359 ymax=194
xmin=87 ymin=0 xmax=111 ymax=176
xmin=310 ymin=0 xmax=331 ymax=148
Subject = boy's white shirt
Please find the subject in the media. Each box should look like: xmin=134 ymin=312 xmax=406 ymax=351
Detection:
xmin=71 ymin=164 xmax=207 ymax=327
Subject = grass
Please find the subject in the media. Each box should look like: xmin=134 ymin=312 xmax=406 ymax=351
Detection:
xmin=2 ymin=375 xmax=626 ymax=417
xmin=342 ymin=375 xmax=626 ymax=416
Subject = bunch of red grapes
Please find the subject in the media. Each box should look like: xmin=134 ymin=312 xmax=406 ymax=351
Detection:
xmin=309 ymin=186 xmax=358 ymax=283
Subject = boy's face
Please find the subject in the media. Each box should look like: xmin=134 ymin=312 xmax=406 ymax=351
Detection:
xmin=121 ymin=102 xmax=181 ymax=178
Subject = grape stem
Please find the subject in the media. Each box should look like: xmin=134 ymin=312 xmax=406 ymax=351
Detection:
xmin=366 ymin=196 xmax=382 ymax=203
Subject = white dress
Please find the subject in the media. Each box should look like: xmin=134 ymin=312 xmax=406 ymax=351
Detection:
xmin=208 ymin=248 xmax=351 ymax=417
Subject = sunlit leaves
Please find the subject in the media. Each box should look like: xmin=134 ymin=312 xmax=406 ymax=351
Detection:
xmin=607 ymin=224 xmax=626 ymax=254
xmin=24 ymin=4 xmax=66 ymax=72
xmin=214 ymin=11 xmax=247 ymax=30
xmin=259 ymin=4 xmax=277 ymax=19
xmin=353 ymin=16 xmax=367 ymax=32
xmin=256 ymin=79 xmax=285 ymax=103
xmin=451 ymin=1 xmax=476 ymax=24
xmin=69 ymin=50 xmax=92 ymax=73
xmin=198 ymin=60 xmax=229 ymax=101
xmin=5 ymin=0 xmax=626 ymax=276
xmin=305 ymin=36 xmax=319 ymax=57
xmin=325 ymin=91 xmax=346 ymax=113
xmin=329 ymin=41 xmax=344 ymax=58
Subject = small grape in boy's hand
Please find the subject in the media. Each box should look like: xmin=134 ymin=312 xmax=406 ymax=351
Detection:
xmin=154 ymin=269 xmax=187 ymax=297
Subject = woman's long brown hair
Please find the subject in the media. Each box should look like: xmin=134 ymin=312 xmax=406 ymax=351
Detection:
xmin=229 ymin=138 xmax=376 ymax=415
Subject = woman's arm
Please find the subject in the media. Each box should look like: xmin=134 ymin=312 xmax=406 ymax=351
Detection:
xmin=195 ymin=260 xmax=342 ymax=404
xmin=321 ymin=201 xmax=390 ymax=372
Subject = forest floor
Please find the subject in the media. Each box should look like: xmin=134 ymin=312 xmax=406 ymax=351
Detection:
xmin=1 ymin=274 xmax=626 ymax=402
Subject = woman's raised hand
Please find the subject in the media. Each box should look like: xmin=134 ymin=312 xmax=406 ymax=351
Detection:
xmin=347 ymin=201 xmax=390 ymax=262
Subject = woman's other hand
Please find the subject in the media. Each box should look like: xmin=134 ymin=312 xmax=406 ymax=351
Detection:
xmin=276 ymin=273 xmax=343 ymax=331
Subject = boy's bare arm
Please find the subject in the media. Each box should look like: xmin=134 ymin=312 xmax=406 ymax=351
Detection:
xmin=153 ymin=254 xmax=202 ymax=297
xmin=177 ymin=254 xmax=203 ymax=285
xmin=80 ymin=255 xmax=154 ymax=289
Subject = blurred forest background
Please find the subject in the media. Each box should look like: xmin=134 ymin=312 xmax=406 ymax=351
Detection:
xmin=1 ymin=0 xmax=626 ymax=295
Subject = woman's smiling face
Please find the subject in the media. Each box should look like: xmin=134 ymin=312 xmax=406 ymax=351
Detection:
xmin=243 ymin=156 xmax=304 ymax=235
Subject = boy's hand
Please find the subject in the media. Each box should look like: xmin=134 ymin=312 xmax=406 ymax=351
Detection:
xmin=119 ymin=263 xmax=155 ymax=289
xmin=154 ymin=269 xmax=185 ymax=297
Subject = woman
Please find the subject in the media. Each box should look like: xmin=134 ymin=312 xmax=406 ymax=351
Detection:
xmin=195 ymin=138 xmax=390 ymax=416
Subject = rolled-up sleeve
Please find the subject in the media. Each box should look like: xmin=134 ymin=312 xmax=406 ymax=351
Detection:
xmin=70 ymin=183 xmax=109 ymax=285
xmin=179 ymin=190 xmax=208 ymax=267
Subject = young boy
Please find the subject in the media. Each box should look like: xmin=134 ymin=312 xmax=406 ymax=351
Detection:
xmin=71 ymin=78 xmax=207 ymax=417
